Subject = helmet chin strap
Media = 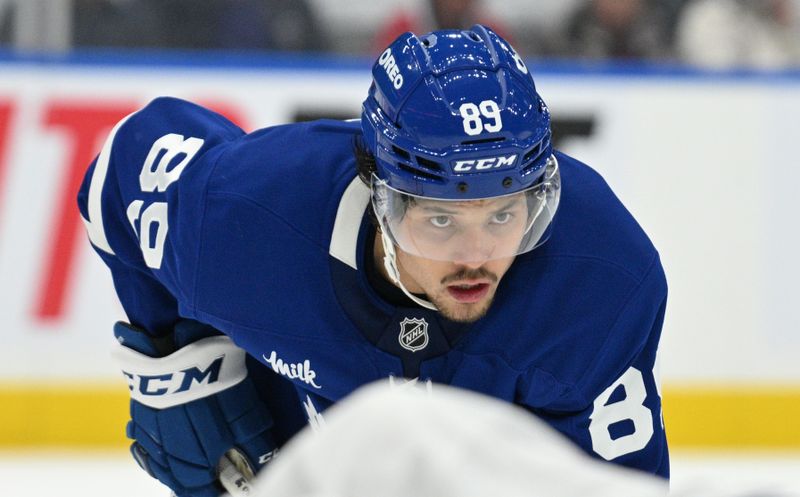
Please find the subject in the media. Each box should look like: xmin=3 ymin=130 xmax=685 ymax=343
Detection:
xmin=379 ymin=230 xmax=438 ymax=311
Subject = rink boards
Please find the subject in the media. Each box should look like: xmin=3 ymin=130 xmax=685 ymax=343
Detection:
xmin=0 ymin=54 xmax=798 ymax=448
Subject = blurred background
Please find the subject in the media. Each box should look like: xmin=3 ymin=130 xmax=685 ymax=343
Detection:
xmin=0 ymin=0 xmax=799 ymax=495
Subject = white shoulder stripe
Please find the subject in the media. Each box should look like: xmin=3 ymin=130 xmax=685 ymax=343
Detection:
xmin=329 ymin=177 xmax=370 ymax=269
xmin=80 ymin=112 xmax=136 ymax=255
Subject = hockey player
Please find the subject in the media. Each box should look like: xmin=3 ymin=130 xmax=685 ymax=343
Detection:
xmin=78 ymin=25 xmax=669 ymax=497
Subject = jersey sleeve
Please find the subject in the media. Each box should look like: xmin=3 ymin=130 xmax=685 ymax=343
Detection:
xmin=77 ymin=97 xmax=245 ymax=334
xmin=525 ymin=253 xmax=670 ymax=478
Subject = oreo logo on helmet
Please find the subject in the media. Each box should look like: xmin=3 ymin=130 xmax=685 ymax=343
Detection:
xmin=378 ymin=48 xmax=404 ymax=90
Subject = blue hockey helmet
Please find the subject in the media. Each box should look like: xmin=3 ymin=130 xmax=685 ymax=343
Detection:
xmin=361 ymin=25 xmax=560 ymax=268
xmin=362 ymin=24 xmax=554 ymax=200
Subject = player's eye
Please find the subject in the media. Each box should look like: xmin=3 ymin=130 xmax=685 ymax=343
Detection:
xmin=490 ymin=212 xmax=513 ymax=225
xmin=429 ymin=215 xmax=452 ymax=228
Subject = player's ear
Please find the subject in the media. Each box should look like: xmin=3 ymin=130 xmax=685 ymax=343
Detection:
xmin=353 ymin=135 xmax=377 ymax=186
xmin=366 ymin=206 xmax=382 ymax=232
xmin=353 ymin=135 xmax=383 ymax=230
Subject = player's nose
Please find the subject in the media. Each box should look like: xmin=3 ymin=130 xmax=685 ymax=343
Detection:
xmin=449 ymin=229 xmax=494 ymax=268
xmin=456 ymin=259 xmax=487 ymax=270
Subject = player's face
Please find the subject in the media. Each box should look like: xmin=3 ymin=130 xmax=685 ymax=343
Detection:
xmin=376 ymin=196 xmax=523 ymax=323
xmin=394 ymin=246 xmax=515 ymax=323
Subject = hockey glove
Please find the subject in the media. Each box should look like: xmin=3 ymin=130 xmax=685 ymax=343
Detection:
xmin=112 ymin=320 xmax=277 ymax=497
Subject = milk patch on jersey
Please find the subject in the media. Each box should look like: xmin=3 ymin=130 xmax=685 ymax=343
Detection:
xmin=263 ymin=350 xmax=322 ymax=389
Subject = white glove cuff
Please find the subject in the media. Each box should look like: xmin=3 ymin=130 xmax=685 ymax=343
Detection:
xmin=112 ymin=335 xmax=247 ymax=409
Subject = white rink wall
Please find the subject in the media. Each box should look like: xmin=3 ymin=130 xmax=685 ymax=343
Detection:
xmin=0 ymin=56 xmax=798 ymax=451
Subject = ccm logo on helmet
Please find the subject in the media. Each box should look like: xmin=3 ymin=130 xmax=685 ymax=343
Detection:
xmin=378 ymin=48 xmax=404 ymax=90
xmin=452 ymin=154 xmax=518 ymax=172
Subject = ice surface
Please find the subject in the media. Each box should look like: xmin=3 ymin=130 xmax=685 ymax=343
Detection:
xmin=1 ymin=451 xmax=798 ymax=497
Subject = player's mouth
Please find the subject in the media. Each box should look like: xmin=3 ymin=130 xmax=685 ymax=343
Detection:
xmin=445 ymin=281 xmax=491 ymax=303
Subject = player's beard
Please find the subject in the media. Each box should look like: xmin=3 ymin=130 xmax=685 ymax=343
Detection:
xmin=379 ymin=234 xmax=511 ymax=323
xmin=430 ymin=290 xmax=496 ymax=323
xmin=427 ymin=267 xmax=499 ymax=323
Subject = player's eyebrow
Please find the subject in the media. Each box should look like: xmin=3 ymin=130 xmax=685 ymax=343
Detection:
xmin=491 ymin=197 xmax=523 ymax=213
xmin=416 ymin=196 xmax=523 ymax=215
xmin=418 ymin=205 xmax=459 ymax=214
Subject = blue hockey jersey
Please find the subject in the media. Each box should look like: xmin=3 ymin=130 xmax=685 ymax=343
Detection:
xmin=78 ymin=97 xmax=669 ymax=477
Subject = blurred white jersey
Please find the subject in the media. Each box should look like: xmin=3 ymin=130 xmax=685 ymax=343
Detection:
xmin=252 ymin=380 xmax=668 ymax=497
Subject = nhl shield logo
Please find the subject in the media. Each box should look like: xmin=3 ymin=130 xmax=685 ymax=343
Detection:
xmin=398 ymin=317 xmax=429 ymax=353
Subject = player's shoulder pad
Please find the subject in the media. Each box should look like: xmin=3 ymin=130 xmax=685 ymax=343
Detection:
xmin=123 ymin=96 xmax=245 ymax=144
xmin=77 ymin=96 xmax=247 ymax=277
xmin=538 ymin=150 xmax=658 ymax=281
xmin=201 ymin=117 xmax=362 ymax=234
xmin=107 ymin=96 xmax=246 ymax=186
